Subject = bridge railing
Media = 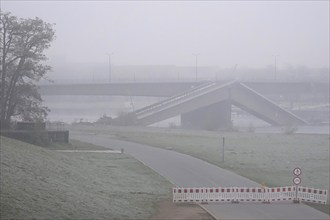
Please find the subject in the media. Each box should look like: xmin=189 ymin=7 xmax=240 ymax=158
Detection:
xmin=134 ymin=81 xmax=215 ymax=115
xmin=135 ymin=81 xmax=236 ymax=119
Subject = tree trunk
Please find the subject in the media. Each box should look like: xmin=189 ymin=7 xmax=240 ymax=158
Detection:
xmin=1 ymin=23 xmax=8 ymax=127
xmin=1 ymin=57 xmax=25 ymax=129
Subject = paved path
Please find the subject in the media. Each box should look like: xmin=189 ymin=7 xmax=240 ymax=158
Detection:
xmin=71 ymin=132 xmax=329 ymax=220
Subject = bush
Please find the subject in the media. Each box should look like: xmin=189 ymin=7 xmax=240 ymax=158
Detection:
xmin=112 ymin=112 xmax=137 ymax=126
xmin=1 ymin=130 xmax=50 ymax=147
xmin=282 ymin=125 xmax=298 ymax=135
xmin=95 ymin=114 xmax=113 ymax=125
xmin=28 ymin=130 xmax=50 ymax=146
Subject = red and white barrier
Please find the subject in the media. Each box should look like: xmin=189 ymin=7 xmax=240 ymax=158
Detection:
xmin=173 ymin=186 xmax=327 ymax=205
xmin=298 ymin=186 xmax=328 ymax=204
xmin=264 ymin=186 xmax=296 ymax=202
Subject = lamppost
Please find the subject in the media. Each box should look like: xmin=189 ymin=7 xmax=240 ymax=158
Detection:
xmin=106 ymin=53 xmax=114 ymax=82
xmin=273 ymin=54 xmax=280 ymax=81
xmin=192 ymin=53 xmax=199 ymax=81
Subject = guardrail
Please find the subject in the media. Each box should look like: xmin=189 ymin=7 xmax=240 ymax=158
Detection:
xmin=173 ymin=186 xmax=327 ymax=204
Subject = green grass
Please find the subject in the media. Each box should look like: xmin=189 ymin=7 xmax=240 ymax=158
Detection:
xmin=72 ymin=125 xmax=329 ymax=188
xmin=0 ymin=136 xmax=172 ymax=219
xmin=47 ymin=139 xmax=111 ymax=150
xmin=71 ymin=125 xmax=330 ymax=214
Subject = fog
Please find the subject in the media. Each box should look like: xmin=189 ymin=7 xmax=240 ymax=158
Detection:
xmin=2 ymin=1 xmax=329 ymax=81
xmin=1 ymin=2 xmax=329 ymax=219
xmin=2 ymin=1 xmax=329 ymax=127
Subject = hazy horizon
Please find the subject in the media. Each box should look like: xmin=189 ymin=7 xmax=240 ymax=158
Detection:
xmin=2 ymin=1 xmax=329 ymax=71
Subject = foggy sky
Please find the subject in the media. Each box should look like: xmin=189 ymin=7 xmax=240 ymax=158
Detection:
xmin=1 ymin=1 xmax=329 ymax=68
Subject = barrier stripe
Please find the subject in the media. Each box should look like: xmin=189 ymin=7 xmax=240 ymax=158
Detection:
xmin=173 ymin=186 xmax=327 ymax=205
xmin=298 ymin=186 xmax=328 ymax=204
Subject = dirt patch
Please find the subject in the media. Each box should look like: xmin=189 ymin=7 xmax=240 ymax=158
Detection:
xmin=151 ymin=199 xmax=215 ymax=220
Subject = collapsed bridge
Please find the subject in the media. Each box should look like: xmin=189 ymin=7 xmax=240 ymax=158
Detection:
xmin=112 ymin=81 xmax=307 ymax=129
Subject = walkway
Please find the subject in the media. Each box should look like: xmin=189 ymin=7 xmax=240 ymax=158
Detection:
xmin=71 ymin=131 xmax=328 ymax=220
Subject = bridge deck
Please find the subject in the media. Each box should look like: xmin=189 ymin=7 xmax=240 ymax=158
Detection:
xmin=39 ymin=81 xmax=329 ymax=97
xmin=113 ymin=81 xmax=307 ymax=127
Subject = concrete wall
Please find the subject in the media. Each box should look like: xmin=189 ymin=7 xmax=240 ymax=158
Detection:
xmin=181 ymin=101 xmax=232 ymax=130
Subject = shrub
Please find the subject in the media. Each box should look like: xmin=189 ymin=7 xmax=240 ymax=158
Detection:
xmin=283 ymin=125 xmax=298 ymax=135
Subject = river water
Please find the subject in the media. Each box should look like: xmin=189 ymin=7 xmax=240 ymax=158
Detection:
xmin=43 ymin=95 xmax=329 ymax=134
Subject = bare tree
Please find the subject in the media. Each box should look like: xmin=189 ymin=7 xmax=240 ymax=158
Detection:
xmin=0 ymin=12 xmax=55 ymax=129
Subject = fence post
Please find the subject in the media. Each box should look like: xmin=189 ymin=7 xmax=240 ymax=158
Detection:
xmin=222 ymin=137 xmax=225 ymax=162
xmin=293 ymin=186 xmax=300 ymax=203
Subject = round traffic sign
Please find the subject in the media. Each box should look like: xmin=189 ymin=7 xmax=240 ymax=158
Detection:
xmin=293 ymin=177 xmax=301 ymax=185
xmin=293 ymin=167 xmax=302 ymax=176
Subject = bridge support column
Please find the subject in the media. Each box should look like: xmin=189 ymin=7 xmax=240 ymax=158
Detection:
xmin=181 ymin=101 xmax=232 ymax=130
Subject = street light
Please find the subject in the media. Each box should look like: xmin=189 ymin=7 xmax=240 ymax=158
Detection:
xmin=106 ymin=52 xmax=114 ymax=82
xmin=273 ymin=54 xmax=280 ymax=81
xmin=192 ymin=53 xmax=199 ymax=81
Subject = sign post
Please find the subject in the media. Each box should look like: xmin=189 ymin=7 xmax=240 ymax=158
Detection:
xmin=222 ymin=137 xmax=225 ymax=163
xmin=293 ymin=167 xmax=302 ymax=203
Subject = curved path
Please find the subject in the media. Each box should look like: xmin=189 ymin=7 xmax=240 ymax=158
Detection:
xmin=71 ymin=131 xmax=329 ymax=220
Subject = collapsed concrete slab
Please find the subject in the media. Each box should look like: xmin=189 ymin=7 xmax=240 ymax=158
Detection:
xmin=113 ymin=81 xmax=308 ymax=129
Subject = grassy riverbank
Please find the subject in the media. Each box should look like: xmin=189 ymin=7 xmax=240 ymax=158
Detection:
xmin=0 ymin=136 xmax=173 ymax=219
xmin=71 ymin=125 xmax=330 ymax=214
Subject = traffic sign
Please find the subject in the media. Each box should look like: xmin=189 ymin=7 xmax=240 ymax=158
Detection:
xmin=293 ymin=177 xmax=301 ymax=185
xmin=293 ymin=167 xmax=302 ymax=176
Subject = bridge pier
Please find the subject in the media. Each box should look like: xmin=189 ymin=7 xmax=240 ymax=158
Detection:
xmin=181 ymin=101 xmax=232 ymax=130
